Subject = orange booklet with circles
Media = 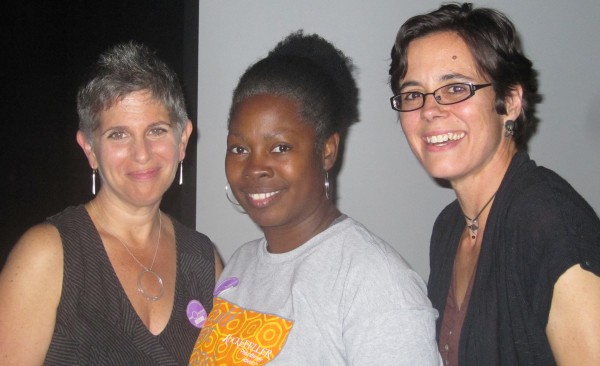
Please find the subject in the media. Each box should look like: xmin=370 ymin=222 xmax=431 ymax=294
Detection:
xmin=189 ymin=298 xmax=293 ymax=365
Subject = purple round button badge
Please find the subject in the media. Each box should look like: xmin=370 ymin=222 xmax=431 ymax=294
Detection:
xmin=186 ymin=300 xmax=208 ymax=328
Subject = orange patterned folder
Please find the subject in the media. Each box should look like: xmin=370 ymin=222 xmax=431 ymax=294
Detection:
xmin=189 ymin=298 xmax=293 ymax=366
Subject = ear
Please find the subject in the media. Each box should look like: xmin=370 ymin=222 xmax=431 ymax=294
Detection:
xmin=76 ymin=130 xmax=98 ymax=169
xmin=178 ymin=120 xmax=194 ymax=161
xmin=504 ymin=84 xmax=524 ymax=121
xmin=322 ymin=133 xmax=340 ymax=171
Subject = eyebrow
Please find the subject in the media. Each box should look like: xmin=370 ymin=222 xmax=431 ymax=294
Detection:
xmin=99 ymin=120 xmax=171 ymax=135
xmin=226 ymin=129 xmax=295 ymax=141
xmin=398 ymin=73 xmax=474 ymax=92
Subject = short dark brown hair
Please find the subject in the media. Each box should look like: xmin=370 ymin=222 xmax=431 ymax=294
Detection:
xmin=389 ymin=2 xmax=542 ymax=149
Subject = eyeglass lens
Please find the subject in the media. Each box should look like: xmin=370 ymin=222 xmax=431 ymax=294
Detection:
xmin=391 ymin=83 xmax=490 ymax=112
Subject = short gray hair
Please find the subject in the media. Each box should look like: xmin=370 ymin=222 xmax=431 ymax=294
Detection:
xmin=77 ymin=41 xmax=188 ymax=140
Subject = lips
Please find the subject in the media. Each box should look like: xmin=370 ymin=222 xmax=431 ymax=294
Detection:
xmin=425 ymin=132 xmax=465 ymax=145
xmin=246 ymin=190 xmax=282 ymax=208
xmin=128 ymin=168 xmax=160 ymax=180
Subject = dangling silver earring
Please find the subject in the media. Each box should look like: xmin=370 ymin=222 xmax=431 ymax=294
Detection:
xmin=225 ymin=184 xmax=246 ymax=214
xmin=504 ymin=120 xmax=515 ymax=137
xmin=324 ymin=171 xmax=331 ymax=200
xmin=92 ymin=168 xmax=97 ymax=195
xmin=178 ymin=161 xmax=183 ymax=185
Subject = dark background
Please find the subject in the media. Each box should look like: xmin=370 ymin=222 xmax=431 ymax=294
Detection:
xmin=1 ymin=1 xmax=199 ymax=268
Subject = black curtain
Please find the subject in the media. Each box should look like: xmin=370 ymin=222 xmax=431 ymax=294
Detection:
xmin=1 ymin=0 xmax=198 ymax=267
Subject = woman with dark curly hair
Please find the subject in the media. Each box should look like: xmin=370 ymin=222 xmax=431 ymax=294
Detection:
xmin=190 ymin=31 xmax=441 ymax=365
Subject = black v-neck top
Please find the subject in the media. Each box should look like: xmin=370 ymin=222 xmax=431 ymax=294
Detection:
xmin=44 ymin=205 xmax=215 ymax=365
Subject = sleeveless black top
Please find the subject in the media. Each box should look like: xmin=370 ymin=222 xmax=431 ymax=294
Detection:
xmin=44 ymin=205 xmax=215 ymax=365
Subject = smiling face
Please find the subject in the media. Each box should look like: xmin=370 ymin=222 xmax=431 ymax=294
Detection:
xmin=225 ymin=94 xmax=336 ymax=232
xmin=398 ymin=31 xmax=520 ymax=187
xmin=77 ymin=90 xmax=192 ymax=207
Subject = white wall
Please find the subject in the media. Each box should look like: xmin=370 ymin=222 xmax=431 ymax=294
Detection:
xmin=196 ymin=0 xmax=600 ymax=280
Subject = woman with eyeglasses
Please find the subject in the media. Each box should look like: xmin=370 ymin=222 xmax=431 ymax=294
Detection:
xmin=189 ymin=31 xmax=441 ymax=365
xmin=389 ymin=3 xmax=600 ymax=365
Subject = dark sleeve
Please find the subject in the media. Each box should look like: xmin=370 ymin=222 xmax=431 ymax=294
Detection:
xmin=509 ymin=167 xmax=600 ymax=326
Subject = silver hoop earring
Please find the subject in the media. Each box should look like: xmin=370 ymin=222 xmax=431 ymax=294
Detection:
xmin=225 ymin=184 xmax=246 ymax=214
xmin=92 ymin=169 xmax=97 ymax=195
xmin=504 ymin=120 xmax=515 ymax=137
xmin=178 ymin=161 xmax=183 ymax=186
xmin=324 ymin=171 xmax=331 ymax=200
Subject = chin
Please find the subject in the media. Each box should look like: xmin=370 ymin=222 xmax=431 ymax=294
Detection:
xmin=422 ymin=164 xmax=460 ymax=182
xmin=246 ymin=210 xmax=291 ymax=230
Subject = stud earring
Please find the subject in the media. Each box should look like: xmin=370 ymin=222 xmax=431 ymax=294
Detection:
xmin=92 ymin=168 xmax=97 ymax=195
xmin=504 ymin=120 xmax=515 ymax=137
xmin=178 ymin=161 xmax=183 ymax=186
xmin=225 ymin=184 xmax=246 ymax=214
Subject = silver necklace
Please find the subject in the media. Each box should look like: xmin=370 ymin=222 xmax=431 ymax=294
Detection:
xmin=463 ymin=192 xmax=496 ymax=240
xmin=92 ymin=201 xmax=164 ymax=301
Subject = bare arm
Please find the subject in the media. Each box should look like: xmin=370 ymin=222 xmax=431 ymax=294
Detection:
xmin=0 ymin=224 xmax=63 ymax=365
xmin=214 ymin=247 xmax=224 ymax=281
xmin=547 ymin=264 xmax=600 ymax=365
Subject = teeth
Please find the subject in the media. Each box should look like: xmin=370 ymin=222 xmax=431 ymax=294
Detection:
xmin=249 ymin=191 xmax=280 ymax=200
xmin=426 ymin=132 xmax=465 ymax=144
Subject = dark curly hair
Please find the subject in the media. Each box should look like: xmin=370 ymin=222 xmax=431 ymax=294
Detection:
xmin=389 ymin=3 xmax=541 ymax=150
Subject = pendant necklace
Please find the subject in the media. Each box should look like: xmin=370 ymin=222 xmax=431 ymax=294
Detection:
xmin=92 ymin=201 xmax=164 ymax=301
xmin=463 ymin=192 xmax=497 ymax=240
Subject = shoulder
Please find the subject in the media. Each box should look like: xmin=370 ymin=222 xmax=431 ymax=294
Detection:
xmin=11 ymin=223 xmax=64 ymax=266
xmin=170 ymin=216 xmax=213 ymax=244
xmin=325 ymin=217 xmax=410 ymax=269
xmin=170 ymin=215 xmax=216 ymax=258
xmin=332 ymin=218 xmax=430 ymax=304
xmin=0 ymin=223 xmax=63 ymax=364
xmin=498 ymin=158 xmax=600 ymax=286
xmin=502 ymin=153 xmax=594 ymax=216
xmin=504 ymin=164 xmax=598 ymax=235
xmin=1 ymin=222 xmax=63 ymax=305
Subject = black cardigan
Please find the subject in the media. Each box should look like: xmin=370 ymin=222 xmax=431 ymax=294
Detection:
xmin=427 ymin=151 xmax=600 ymax=365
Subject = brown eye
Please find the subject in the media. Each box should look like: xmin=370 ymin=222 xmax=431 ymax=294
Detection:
xmin=402 ymin=92 xmax=423 ymax=101
xmin=149 ymin=127 xmax=168 ymax=136
xmin=107 ymin=130 xmax=127 ymax=140
xmin=229 ymin=146 xmax=247 ymax=155
xmin=271 ymin=144 xmax=292 ymax=153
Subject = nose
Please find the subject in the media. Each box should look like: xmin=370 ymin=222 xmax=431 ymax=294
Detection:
xmin=243 ymin=151 xmax=272 ymax=179
xmin=132 ymin=137 xmax=152 ymax=163
xmin=421 ymin=93 xmax=445 ymax=121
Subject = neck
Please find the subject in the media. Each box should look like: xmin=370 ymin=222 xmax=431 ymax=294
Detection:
xmin=452 ymin=146 xmax=515 ymax=218
xmin=89 ymin=194 xmax=162 ymax=249
xmin=263 ymin=204 xmax=341 ymax=254
xmin=451 ymin=146 xmax=516 ymax=241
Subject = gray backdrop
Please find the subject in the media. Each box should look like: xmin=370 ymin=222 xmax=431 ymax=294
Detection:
xmin=195 ymin=0 xmax=600 ymax=280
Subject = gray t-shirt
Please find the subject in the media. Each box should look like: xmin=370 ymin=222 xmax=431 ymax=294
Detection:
xmin=192 ymin=216 xmax=441 ymax=365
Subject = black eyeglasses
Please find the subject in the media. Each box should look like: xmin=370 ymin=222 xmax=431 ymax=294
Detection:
xmin=390 ymin=82 xmax=492 ymax=112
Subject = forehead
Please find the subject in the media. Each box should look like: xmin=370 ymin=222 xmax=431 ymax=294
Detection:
xmin=99 ymin=90 xmax=169 ymax=125
xmin=229 ymin=94 xmax=315 ymax=138
xmin=404 ymin=31 xmax=482 ymax=84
